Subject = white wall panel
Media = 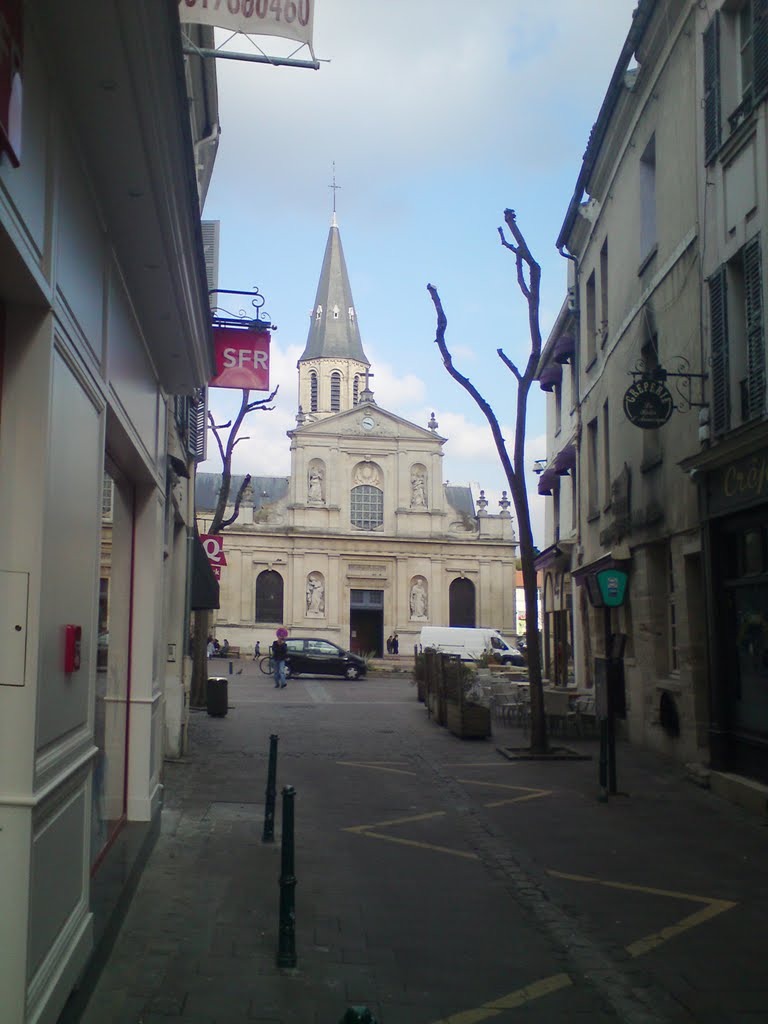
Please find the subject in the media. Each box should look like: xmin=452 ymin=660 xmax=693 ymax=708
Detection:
xmin=28 ymin=785 xmax=88 ymax=980
xmin=107 ymin=272 xmax=160 ymax=461
xmin=55 ymin=142 xmax=105 ymax=357
xmin=36 ymin=351 xmax=102 ymax=752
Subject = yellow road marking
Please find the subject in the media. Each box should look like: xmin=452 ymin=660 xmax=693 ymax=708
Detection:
xmin=356 ymin=830 xmax=480 ymax=860
xmin=344 ymin=811 xmax=446 ymax=832
xmin=431 ymin=973 xmax=573 ymax=1023
xmin=336 ymin=760 xmax=416 ymax=776
xmin=455 ymin=778 xmax=552 ymax=808
xmin=547 ymin=870 xmax=737 ymax=957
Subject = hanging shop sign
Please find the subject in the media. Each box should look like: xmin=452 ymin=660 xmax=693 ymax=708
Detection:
xmin=209 ymin=326 xmax=270 ymax=391
xmin=595 ymin=569 xmax=629 ymax=607
xmin=623 ymin=377 xmax=674 ymax=429
xmin=201 ymin=534 xmax=227 ymax=581
xmin=179 ymin=0 xmax=314 ymax=48
xmin=0 ymin=0 xmax=23 ymax=167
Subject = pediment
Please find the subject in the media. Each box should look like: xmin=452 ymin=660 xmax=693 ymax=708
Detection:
xmin=290 ymin=402 xmax=446 ymax=445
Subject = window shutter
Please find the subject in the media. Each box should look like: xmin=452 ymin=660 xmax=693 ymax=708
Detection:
xmin=703 ymin=14 xmax=721 ymax=164
xmin=709 ymin=266 xmax=730 ymax=434
xmin=201 ymin=220 xmax=220 ymax=296
xmin=743 ymin=237 xmax=765 ymax=419
xmin=754 ymin=0 xmax=768 ymax=103
xmin=188 ymin=388 xmax=208 ymax=461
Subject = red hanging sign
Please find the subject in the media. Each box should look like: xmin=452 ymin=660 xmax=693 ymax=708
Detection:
xmin=209 ymin=327 xmax=270 ymax=391
xmin=201 ymin=534 xmax=227 ymax=580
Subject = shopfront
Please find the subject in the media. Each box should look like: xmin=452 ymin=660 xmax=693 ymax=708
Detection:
xmin=696 ymin=439 xmax=768 ymax=782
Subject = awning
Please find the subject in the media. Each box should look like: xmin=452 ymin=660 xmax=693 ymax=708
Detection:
xmin=190 ymin=530 xmax=220 ymax=610
xmin=539 ymin=364 xmax=562 ymax=392
xmin=554 ymin=443 xmax=577 ymax=475
xmin=572 ymin=544 xmax=632 ymax=584
xmin=538 ymin=468 xmax=557 ymax=495
xmin=553 ymin=334 xmax=575 ymax=364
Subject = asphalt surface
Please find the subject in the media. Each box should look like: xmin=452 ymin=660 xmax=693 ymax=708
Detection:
xmin=73 ymin=663 xmax=768 ymax=1023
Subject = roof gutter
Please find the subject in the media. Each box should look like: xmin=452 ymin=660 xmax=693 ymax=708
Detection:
xmin=556 ymin=0 xmax=657 ymax=254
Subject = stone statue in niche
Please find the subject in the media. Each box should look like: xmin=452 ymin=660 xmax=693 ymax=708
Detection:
xmin=409 ymin=577 xmax=428 ymax=620
xmin=410 ymin=468 xmax=427 ymax=508
xmin=307 ymin=463 xmax=325 ymax=503
xmin=306 ymin=572 xmax=325 ymax=615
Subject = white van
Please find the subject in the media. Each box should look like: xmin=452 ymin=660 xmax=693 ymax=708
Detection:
xmin=419 ymin=627 xmax=524 ymax=665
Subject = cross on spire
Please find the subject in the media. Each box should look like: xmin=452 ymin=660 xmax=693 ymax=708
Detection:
xmin=329 ymin=161 xmax=341 ymax=214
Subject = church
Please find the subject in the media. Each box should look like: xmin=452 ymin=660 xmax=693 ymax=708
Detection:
xmin=196 ymin=214 xmax=518 ymax=658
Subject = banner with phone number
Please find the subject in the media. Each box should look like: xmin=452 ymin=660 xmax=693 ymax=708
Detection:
xmin=179 ymin=0 xmax=314 ymax=48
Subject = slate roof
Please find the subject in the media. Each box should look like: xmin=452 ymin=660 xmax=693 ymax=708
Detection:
xmin=195 ymin=474 xmax=289 ymax=513
xmin=444 ymin=485 xmax=476 ymax=518
xmin=298 ymin=217 xmax=370 ymax=365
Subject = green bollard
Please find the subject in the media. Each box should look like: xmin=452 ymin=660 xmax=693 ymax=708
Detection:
xmin=276 ymin=785 xmax=297 ymax=968
xmin=262 ymin=734 xmax=279 ymax=843
xmin=339 ymin=1009 xmax=378 ymax=1024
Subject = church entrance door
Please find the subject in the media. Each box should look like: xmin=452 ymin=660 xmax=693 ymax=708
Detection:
xmin=350 ymin=588 xmax=384 ymax=657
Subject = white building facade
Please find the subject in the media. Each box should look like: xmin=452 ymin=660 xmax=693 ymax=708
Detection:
xmin=0 ymin=6 xmax=217 ymax=1021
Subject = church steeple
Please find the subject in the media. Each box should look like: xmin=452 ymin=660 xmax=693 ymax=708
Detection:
xmin=297 ymin=210 xmax=371 ymax=421
xmin=299 ymin=216 xmax=369 ymax=365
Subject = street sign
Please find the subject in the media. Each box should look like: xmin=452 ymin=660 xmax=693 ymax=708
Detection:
xmin=210 ymin=327 xmax=270 ymax=391
xmin=623 ymin=378 xmax=673 ymax=429
xmin=596 ymin=568 xmax=629 ymax=607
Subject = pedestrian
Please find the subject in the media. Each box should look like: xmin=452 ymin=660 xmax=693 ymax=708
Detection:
xmin=253 ymin=640 xmax=261 ymax=660
xmin=386 ymin=634 xmax=393 ymax=654
xmin=206 ymin=636 xmax=215 ymax=659
xmin=221 ymin=638 xmax=230 ymax=657
xmin=272 ymin=629 xmax=288 ymax=689
xmin=392 ymin=633 xmax=399 ymax=654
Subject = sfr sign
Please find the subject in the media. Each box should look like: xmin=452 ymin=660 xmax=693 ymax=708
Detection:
xmin=210 ymin=327 xmax=270 ymax=390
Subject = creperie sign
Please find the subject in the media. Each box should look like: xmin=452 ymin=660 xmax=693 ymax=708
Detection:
xmin=209 ymin=327 xmax=270 ymax=390
xmin=201 ymin=534 xmax=227 ymax=581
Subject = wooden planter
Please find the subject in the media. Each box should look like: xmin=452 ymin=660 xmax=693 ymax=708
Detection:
xmin=446 ymin=700 xmax=491 ymax=739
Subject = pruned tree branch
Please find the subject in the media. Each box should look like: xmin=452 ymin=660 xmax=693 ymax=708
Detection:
xmin=429 ymin=208 xmax=547 ymax=753
xmin=219 ymin=472 xmax=252 ymax=529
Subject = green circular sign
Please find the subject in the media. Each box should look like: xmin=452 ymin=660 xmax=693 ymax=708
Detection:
xmin=623 ymin=379 xmax=673 ymax=429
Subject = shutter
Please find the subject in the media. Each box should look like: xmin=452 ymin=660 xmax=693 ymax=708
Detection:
xmin=703 ymin=14 xmax=721 ymax=164
xmin=188 ymin=388 xmax=208 ymax=461
xmin=709 ymin=266 xmax=730 ymax=434
xmin=743 ymin=237 xmax=765 ymax=419
xmin=754 ymin=0 xmax=768 ymax=102
xmin=201 ymin=220 xmax=220 ymax=297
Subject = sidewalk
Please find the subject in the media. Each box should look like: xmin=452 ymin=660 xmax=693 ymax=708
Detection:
xmin=66 ymin=666 xmax=768 ymax=1023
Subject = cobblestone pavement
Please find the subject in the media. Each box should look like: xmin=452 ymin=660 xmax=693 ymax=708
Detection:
xmin=72 ymin=665 xmax=768 ymax=1023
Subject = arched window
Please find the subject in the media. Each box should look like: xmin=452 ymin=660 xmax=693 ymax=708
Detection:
xmin=330 ymin=371 xmax=341 ymax=412
xmin=309 ymin=371 xmax=318 ymax=412
xmin=449 ymin=577 xmax=476 ymax=627
xmin=255 ymin=570 xmax=284 ymax=623
xmin=350 ymin=485 xmax=384 ymax=530
xmin=353 ymin=376 xmax=360 ymax=405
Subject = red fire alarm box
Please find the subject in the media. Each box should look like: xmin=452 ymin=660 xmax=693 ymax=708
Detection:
xmin=64 ymin=624 xmax=82 ymax=673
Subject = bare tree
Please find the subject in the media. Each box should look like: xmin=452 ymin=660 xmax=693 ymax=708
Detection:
xmin=428 ymin=208 xmax=547 ymax=753
xmin=190 ymin=386 xmax=277 ymax=707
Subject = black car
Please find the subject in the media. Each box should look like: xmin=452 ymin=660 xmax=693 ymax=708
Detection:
xmin=284 ymin=638 xmax=367 ymax=680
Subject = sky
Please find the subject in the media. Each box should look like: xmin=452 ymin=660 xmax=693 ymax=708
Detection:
xmin=199 ymin=0 xmax=638 ymax=547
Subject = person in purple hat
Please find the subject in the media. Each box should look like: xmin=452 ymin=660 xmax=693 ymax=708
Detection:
xmin=272 ymin=628 xmax=289 ymax=688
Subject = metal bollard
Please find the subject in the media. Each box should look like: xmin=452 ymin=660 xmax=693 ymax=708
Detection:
xmin=262 ymin=734 xmax=278 ymax=843
xmin=276 ymin=785 xmax=297 ymax=968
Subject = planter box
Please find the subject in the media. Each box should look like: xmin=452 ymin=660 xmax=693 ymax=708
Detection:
xmin=446 ymin=700 xmax=491 ymax=739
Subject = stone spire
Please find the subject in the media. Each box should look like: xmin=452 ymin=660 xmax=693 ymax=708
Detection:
xmin=299 ymin=216 xmax=369 ymax=365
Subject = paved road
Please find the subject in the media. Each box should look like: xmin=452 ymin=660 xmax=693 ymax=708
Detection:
xmin=74 ymin=665 xmax=768 ymax=1023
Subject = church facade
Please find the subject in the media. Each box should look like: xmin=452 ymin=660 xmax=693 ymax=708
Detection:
xmin=197 ymin=216 xmax=517 ymax=657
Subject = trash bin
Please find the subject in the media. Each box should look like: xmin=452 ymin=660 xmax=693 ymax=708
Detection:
xmin=206 ymin=676 xmax=228 ymax=717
